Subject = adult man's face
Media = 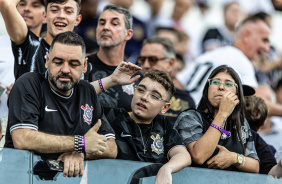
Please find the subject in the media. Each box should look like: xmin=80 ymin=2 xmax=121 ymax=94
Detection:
xmin=17 ymin=0 xmax=45 ymax=30
xmin=131 ymin=77 xmax=170 ymax=122
xmin=45 ymin=42 xmax=87 ymax=96
xmin=139 ymin=43 xmax=174 ymax=74
xmin=96 ymin=9 xmax=132 ymax=48
xmin=245 ymin=20 xmax=270 ymax=61
xmin=46 ymin=0 xmax=81 ymax=39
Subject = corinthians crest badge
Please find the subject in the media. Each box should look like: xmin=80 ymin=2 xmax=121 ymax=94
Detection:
xmin=151 ymin=134 xmax=164 ymax=155
xmin=81 ymin=104 xmax=94 ymax=125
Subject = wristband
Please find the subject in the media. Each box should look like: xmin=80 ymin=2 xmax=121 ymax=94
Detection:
xmin=98 ymin=79 xmax=106 ymax=92
xmin=210 ymin=124 xmax=230 ymax=136
xmin=81 ymin=136 xmax=85 ymax=153
xmin=74 ymin=135 xmax=82 ymax=153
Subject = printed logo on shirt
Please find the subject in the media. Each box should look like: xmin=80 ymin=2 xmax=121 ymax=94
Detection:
xmin=151 ymin=134 xmax=164 ymax=155
xmin=120 ymin=132 xmax=132 ymax=137
xmin=81 ymin=104 xmax=94 ymax=125
xmin=241 ymin=126 xmax=247 ymax=144
xmin=122 ymin=83 xmax=134 ymax=95
xmin=45 ymin=106 xmax=57 ymax=112
xmin=233 ymin=125 xmax=247 ymax=144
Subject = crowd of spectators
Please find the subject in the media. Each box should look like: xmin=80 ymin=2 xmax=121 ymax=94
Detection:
xmin=1 ymin=0 xmax=282 ymax=182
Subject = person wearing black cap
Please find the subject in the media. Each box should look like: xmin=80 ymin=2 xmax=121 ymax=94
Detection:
xmin=174 ymin=65 xmax=260 ymax=173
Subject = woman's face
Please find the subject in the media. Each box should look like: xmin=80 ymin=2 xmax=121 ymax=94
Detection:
xmin=208 ymin=72 xmax=237 ymax=108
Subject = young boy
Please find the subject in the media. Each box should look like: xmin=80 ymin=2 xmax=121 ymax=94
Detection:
xmin=105 ymin=70 xmax=191 ymax=184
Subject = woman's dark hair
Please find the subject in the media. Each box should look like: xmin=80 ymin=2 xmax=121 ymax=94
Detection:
xmin=197 ymin=65 xmax=246 ymax=153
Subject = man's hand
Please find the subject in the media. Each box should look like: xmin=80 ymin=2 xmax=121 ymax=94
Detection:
xmin=84 ymin=119 xmax=107 ymax=155
xmin=6 ymin=84 xmax=14 ymax=97
xmin=110 ymin=61 xmax=141 ymax=86
xmin=57 ymin=152 xmax=84 ymax=177
xmin=206 ymin=145 xmax=237 ymax=169
xmin=155 ymin=165 xmax=172 ymax=184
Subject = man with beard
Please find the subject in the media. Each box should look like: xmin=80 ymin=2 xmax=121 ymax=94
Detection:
xmin=4 ymin=31 xmax=141 ymax=177
xmin=85 ymin=4 xmax=136 ymax=111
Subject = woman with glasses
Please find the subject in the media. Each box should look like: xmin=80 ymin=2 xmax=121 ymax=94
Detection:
xmin=174 ymin=65 xmax=259 ymax=173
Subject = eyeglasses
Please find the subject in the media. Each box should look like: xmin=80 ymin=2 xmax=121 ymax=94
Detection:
xmin=134 ymin=85 xmax=169 ymax=104
xmin=137 ymin=56 xmax=168 ymax=66
xmin=208 ymin=79 xmax=237 ymax=90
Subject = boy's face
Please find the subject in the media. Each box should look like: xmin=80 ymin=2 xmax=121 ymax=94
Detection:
xmin=46 ymin=0 xmax=81 ymax=39
xmin=131 ymin=77 xmax=170 ymax=122
xmin=17 ymin=0 xmax=46 ymax=30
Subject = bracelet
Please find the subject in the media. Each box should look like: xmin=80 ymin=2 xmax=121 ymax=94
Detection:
xmin=98 ymin=79 xmax=106 ymax=92
xmin=74 ymin=135 xmax=82 ymax=153
xmin=210 ymin=124 xmax=230 ymax=136
xmin=81 ymin=136 xmax=85 ymax=153
xmin=242 ymin=155 xmax=246 ymax=166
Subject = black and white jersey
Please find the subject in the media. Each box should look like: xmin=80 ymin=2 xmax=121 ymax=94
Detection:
xmin=176 ymin=46 xmax=258 ymax=104
xmin=202 ymin=27 xmax=234 ymax=52
xmin=85 ymin=53 xmax=141 ymax=111
xmin=12 ymin=30 xmax=50 ymax=80
xmin=104 ymin=107 xmax=185 ymax=164
xmin=5 ymin=72 xmax=115 ymax=160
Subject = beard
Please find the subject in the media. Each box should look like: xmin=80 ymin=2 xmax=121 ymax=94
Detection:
xmin=48 ymin=71 xmax=78 ymax=92
xmin=97 ymin=31 xmax=124 ymax=48
xmin=97 ymin=39 xmax=120 ymax=48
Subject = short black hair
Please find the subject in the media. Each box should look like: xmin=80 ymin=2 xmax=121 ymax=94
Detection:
xmin=235 ymin=12 xmax=271 ymax=33
xmin=50 ymin=31 xmax=86 ymax=56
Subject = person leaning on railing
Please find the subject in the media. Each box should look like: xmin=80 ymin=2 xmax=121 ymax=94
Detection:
xmin=174 ymin=65 xmax=259 ymax=173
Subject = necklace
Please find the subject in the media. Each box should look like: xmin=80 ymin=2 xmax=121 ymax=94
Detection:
xmin=128 ymin=112 xmax=154 ymax=154
xmin=136 ymin=122 xmax=154 ymax=154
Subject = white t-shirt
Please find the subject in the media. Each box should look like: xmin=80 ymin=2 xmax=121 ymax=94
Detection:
xmin=0 ymin=34 xmax=15 ymax=120
xmin=176 ymin=46 xmax=258 ymax=105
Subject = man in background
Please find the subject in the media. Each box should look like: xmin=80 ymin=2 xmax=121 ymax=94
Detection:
xmin=138 ymin=36 xmax=195 ymax=123
xmin=85 ymin=4 xmax=136 ymax=111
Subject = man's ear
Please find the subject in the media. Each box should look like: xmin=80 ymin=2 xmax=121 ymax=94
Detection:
xmin=45 ymin=52 xmax=49 ymax=69
xmin=160 ymin=103 xmax=171 ymax=114
xmin=42 ymin=10 xmax=47 ymax=24
xmin=125 ymin=29 xmax=133 ymax=41
xmin=83 ymin=57 xmax=88 ymax=73
xmin=75 ymin=14 xmax=82 ymax=26
xmin=242 ymin=27 xmax=252 ymax=43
